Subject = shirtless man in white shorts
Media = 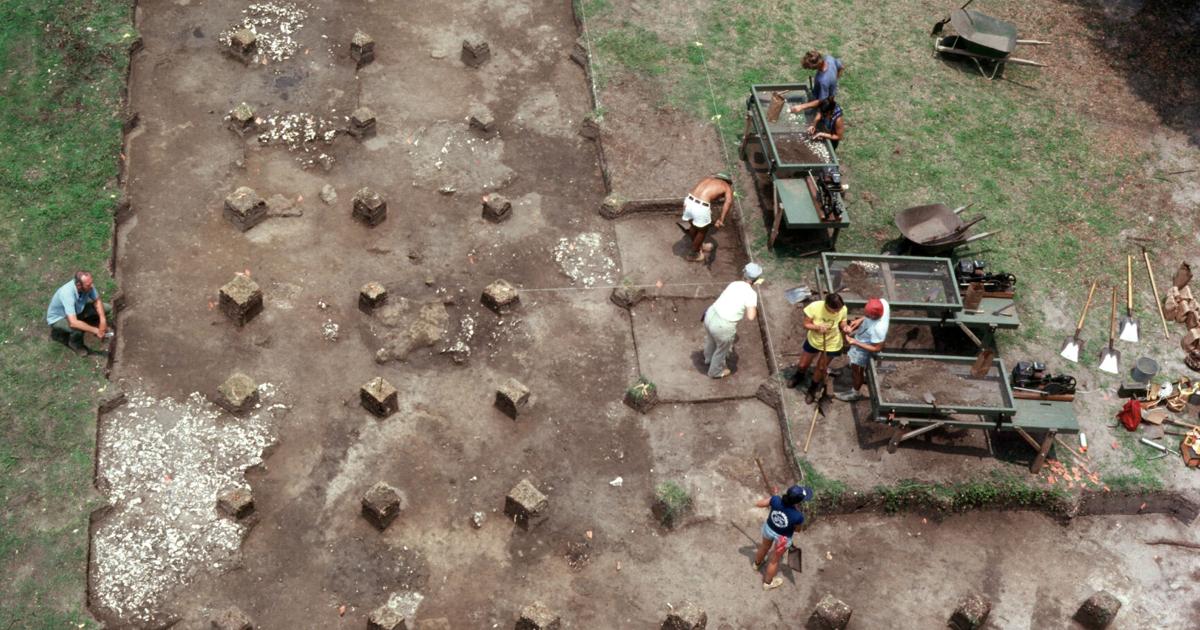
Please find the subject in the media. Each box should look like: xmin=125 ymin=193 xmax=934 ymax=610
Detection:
xmin=680 ymin=173 xmax=734 ymax=262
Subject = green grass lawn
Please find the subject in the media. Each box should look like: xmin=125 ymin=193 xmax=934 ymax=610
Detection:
xmin=582 ymin=0 xmax=1170 ymax=492
xmin=0 ymin=1 xmax=132 ymax=626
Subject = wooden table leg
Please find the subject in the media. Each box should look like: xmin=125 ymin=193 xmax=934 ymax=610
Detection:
xmin=1031 ymin=430 xmax=1057 ymax=474
xmin=887 ymin=424 xmax=905 ymax=453
xmin=769 ymin=186 xmax=782 ymax=248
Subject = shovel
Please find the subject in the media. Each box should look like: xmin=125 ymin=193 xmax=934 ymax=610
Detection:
xmin=1061 ymin=280 xmax=1097 ymax=362
xmin=1119 ymin=255 xmax=1140 ymax=343
xmin=1099 ymin=286 xmax=1121 ymax=374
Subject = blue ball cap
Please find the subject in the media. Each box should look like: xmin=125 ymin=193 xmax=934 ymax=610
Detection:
xmin=785 ymin=485 xmax=814 ymax=503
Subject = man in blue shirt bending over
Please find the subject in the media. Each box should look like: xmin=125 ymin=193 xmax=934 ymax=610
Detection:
xmin=752 ymin=484 xmax=813 ymax=590
xmin=790 ymin=50 xmax=845 ymax=113
xmin=46 ymin=271 xmax=109 ymax=356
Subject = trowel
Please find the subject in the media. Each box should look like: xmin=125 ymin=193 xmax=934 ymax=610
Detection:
xmin=1060 ymin=280 xmax=1097 ymax=363
xmin=1118 ymin=255 xmax=1139 ymax=343
xmin=1098 ymin=286 xmax=1121 ymax=374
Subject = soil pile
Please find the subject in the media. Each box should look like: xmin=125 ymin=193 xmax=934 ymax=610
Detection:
xmin=878 ymin=359 xmax=1003 ymax=407
xmin=774 ymin=135 xmax=831 ymax=165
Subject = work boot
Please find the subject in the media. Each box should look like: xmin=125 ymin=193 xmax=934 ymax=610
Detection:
xmin=686 ymin=251 xmax=705 ymax=262
xmin=804 ymin=380 xmax=824 ymax=404
xmin=67 ymin=339 xmax=89 ymax=357
xmin=787 ymin=369 xmax=810 ymax=389
xmin=835 ymin=390 xmax=865 ymax=402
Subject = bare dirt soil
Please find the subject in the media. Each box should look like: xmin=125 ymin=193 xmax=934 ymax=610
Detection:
xmin=89 ymin=0 xmax=1200 ymax=627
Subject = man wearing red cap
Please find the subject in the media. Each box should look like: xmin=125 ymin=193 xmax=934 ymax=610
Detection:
xmin=836 ymin=298 xmax=889 ymax=402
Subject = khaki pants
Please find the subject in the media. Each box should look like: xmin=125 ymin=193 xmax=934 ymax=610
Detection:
xmin=703 ymin=308 xmax=738 ymax=377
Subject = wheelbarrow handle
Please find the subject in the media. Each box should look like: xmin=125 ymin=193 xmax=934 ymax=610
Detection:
xmin=1015 ymin=39 xmax=1051 ymax=45
xmin=951 ymin=203 xmax=974 ymax=215
xmin=1005 ymin=56 xmax=1048 ymax=68
xmin=961 ymin=230 xmax=999 ymax=244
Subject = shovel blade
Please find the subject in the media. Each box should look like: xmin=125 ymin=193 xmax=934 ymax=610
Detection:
xmin=1098 ymin=348 xmax=1120 ymax=374
xmin=1059 ymin=337 xmax=1081 ymax=362
xmin=1118 ymin=318 xmax=1140 ymax=343
xmin=970 ymin=349 xmax=996 ymax=378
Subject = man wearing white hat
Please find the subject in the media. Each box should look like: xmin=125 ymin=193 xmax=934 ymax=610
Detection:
xmin=702 ymin=263 xmax=763 ymax=378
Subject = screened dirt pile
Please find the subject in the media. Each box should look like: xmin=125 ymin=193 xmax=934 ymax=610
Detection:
xmin=877 ymin=359 xmax=1003 ymax=407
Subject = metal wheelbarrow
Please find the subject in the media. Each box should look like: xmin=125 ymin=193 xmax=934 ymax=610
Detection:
xmin=895 ymin=203 xmax=998 ymax=255
xmin=931 ymin=2 xmax=1048 ymax=79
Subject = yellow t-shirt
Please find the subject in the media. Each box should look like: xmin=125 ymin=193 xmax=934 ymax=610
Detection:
xmin=803 ymin=300 xmax=848 ymax=351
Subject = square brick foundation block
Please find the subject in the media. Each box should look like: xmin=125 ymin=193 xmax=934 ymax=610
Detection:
xmin=351 ymin=31 xmax=375 ymax=68
xmin=367 ymin=601 xmax=408 ymax=630
xmin=495 ymin=378 xmax=530 ymax=418
xmin=359 ymin=281 xmax=388 ymax=313
xmin=482 ymin=194 xmax=512 ymax=222
xmin=515 ymin=602 xmax=560 ymax=630
xmin=469 ymin=107 xmax=497 ymax=139
xmin=224 ymin=186 xmax=268 ymax=232
xmin=349 ymin=107 xmax=377 ymax=139
xmin=504 ymin=478 xmax=548 ymax=527
xmin=1073 ymin=590 xmax=1121 ymax=629
xmin=216 ymin=372 xmax=259 ymax=414
xmin=219 ymin=275 xmax=263 ymax=326
xmin=481 ymin=279 xmax=519 ymax=314
xmin=217 ymin=486 xmax=254 ymax=520
xmin=227 ymin=28 xmax=257 ymax=64
xmin=461 ymin=39 xmax=490 ymax=68
xmin=361 ymin=377 xmax=398 ymax=418
xmin=228 ymin=103 xmax=257 ymax=136
xmin=211 ymin=606 xmax=253 ymax=630
xmin=352 ymin=187 xmax=387 ymax=226
xmin=948 ymin=594 xmax=991 ymax=630
xmin=662 ymin=601 xmax=706 ymax=629
xmin=805 ymin=595 xmax=852 ymax=630
xmin=362 ymin=481 xmax=402 ymax=530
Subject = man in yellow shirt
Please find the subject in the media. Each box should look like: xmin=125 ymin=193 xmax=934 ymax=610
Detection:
xmin=787 ymin=293 xmax=851 ymax=398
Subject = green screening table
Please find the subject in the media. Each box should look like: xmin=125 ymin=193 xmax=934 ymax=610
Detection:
xmin=1001 ymin=398 xmax=1081 ymax=473
xmin=768 ymin=176 xmax=850 ymax=250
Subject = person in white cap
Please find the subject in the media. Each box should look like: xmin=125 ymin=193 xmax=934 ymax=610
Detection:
xmin=702 ymin=263 xmax=762 ymax=378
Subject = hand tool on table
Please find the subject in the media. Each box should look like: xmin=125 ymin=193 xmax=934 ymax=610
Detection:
xmin=1060 ymin=279 xmax=1097 ymax=362
xmin=1119 ymin=255 xmax=1140 ymax=342
xmin=1143 ymin=248 xmax=1171 ymax=339
xmin=1098 ymin=286 xmax=1121 ymax=374
xmin=955 ymin=321 xmax=994 ymax=378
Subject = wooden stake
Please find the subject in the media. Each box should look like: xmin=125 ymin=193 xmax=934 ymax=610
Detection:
xmin=1143 ymin=248 xmax=1170 ymax=339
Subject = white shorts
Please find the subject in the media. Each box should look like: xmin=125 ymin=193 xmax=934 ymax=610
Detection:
xmin=682 ymin=196 xmax=712 ymax=228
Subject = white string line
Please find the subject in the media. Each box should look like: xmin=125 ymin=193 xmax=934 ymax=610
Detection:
xmin=575 ymin=0 xmax=603 ymax=113
xmin=521 ymin=281 xmax=731 ymax=293
xmin=693 ymin=41 xmax=806 ymax=478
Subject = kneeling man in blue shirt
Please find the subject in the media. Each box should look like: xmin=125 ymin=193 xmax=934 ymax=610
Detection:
xmin=47 ymin=271 xmax=109 ymax=356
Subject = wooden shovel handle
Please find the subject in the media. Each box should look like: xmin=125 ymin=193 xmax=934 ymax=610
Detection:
xmin=1126 ymin=255 xmax=1134 ymax=312
xmin=1143 ymin=248 xmax=1170 ymax=339
xmin=1076 ymin=279 xmax=1098 ymax=332
xmin=1109 ymin=286 xmax=1117 ymax=342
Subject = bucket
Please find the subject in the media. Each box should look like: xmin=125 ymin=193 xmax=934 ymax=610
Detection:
xmin=1130 ymin=357 xmax=1158 ymax=383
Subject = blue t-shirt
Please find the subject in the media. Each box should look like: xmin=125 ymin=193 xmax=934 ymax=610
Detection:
xmin=46 ymin=280 xmax=98 ymax=325
xmin=812 ymin=55 xmax=843 ymax=103
xmin=853 ymin=314 xmax=888 ymax=346
xmin=766 ymin=495 xmax=805 ymax=537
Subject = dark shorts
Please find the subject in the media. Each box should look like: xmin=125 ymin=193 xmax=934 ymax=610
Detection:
xmin=802 ymin=339 xmax=844 ymax=356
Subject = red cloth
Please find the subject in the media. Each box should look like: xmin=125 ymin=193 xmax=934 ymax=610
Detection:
xmin=1116 ymin=399 xmax=1141 ymax=432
